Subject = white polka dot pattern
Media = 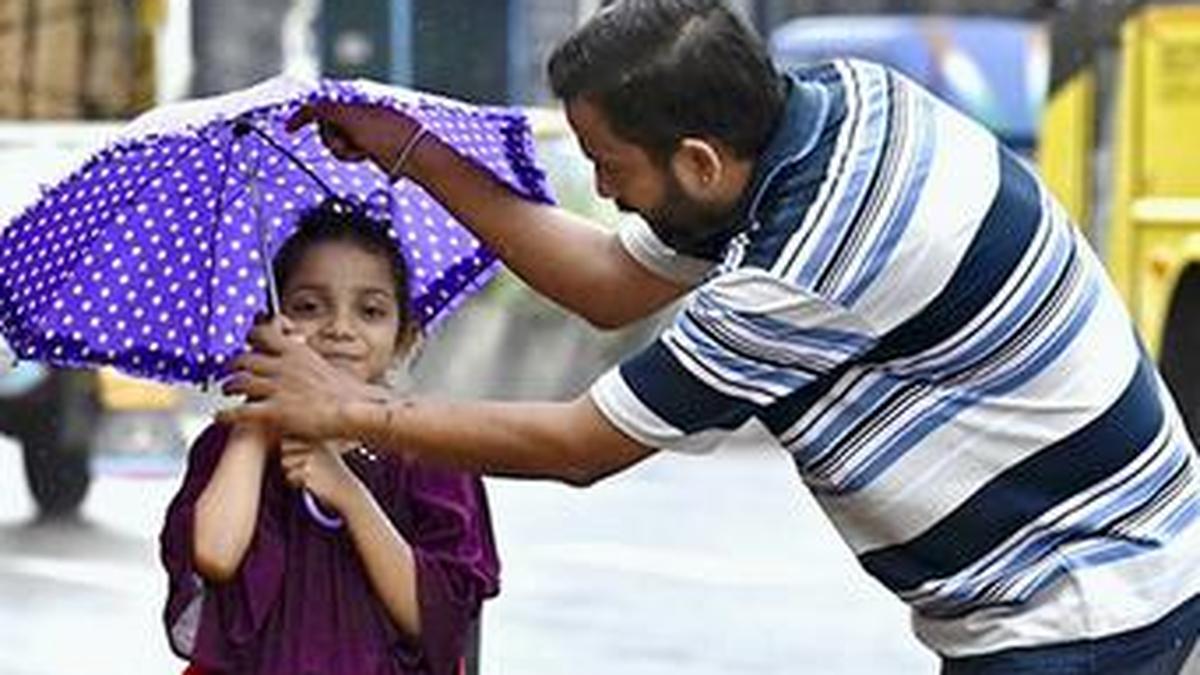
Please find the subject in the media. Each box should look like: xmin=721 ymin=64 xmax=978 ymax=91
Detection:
xmin=0 ymin=78 xmax=554 ymax=384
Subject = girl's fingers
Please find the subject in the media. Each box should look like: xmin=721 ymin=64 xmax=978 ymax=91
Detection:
xmin=280 ymin=452 xmax=306 ymax=471
xmin=283 ymin=467 xmax=305 ymax=489
xmin=278 ymin=437 xmax=311 ymax=455
xmin=280 ymin=439 xmax=317 ymax=457
xmin=281 ymin=454 xmax=308 ymax=487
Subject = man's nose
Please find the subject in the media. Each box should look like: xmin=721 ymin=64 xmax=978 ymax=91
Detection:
xmin=594 ymin=171 xmax=616 ymax=200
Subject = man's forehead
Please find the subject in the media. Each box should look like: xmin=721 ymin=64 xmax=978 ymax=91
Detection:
xmin=567 ymin=98 xmax=618 ymax=145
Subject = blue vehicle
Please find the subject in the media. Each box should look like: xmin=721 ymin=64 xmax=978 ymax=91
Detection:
xmin=768 ymin=14 xmax=1049 ymax=154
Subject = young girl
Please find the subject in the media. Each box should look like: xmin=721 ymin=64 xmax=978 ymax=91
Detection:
xmin=159 ymin=203 xmax=499 ymax=675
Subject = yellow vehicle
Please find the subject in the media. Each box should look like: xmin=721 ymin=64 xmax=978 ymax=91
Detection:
xmin=1039 ymin=1 xmax=1200 ymax=435
xmin=96 ymin=368 xmax=179 ymax=411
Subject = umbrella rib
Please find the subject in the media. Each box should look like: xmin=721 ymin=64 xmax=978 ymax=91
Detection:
xmin=118 ymin=128 xmax=213 ymax=210
xmin=232 ymin=119 xmax=338 ymax=201
xmin=202 ymin=126 xmax=237 ymax=387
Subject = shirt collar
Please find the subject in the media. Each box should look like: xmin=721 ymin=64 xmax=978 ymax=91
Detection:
xmin=661 ymin=73 xmax=832 ymax=261
xmin=733 ymin=73 xmax=832 ymax=230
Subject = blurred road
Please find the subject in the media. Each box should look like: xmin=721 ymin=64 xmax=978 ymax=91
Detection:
xmin=0 ymin=424 xmax=936 ymax=675
xmin=0 ymin=436 xmax=178 ymax=674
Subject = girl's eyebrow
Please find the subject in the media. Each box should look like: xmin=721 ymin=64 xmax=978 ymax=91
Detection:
xmin=283 ymin=284 xmax=330 ymax=295
xmin=355 ymin=286 xmax=396 ymax=297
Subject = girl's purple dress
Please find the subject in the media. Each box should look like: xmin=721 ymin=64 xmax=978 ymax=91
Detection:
xmin=160 ymin=424 xmax=500 ymax=675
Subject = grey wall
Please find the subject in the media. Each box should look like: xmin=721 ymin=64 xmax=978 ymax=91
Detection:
xmin=191 ymin=0 xmax=294 ymax=96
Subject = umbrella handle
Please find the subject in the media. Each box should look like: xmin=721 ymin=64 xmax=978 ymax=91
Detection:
xmin=302 ymin=489 xmax=344 ymax=530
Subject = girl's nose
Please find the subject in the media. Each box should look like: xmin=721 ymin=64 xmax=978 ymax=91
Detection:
xmin=321 ymin=310 xmax=356 ymax=340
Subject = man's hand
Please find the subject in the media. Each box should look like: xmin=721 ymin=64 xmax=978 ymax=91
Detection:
xmin=286 ymin=101 xmax=421 ymax=174
xmin=218 ymin=320 xmax=386 ymax=440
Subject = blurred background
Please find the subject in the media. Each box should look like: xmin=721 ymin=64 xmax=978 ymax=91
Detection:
xmin=0 ymin=0 xmax=1198 ymax=673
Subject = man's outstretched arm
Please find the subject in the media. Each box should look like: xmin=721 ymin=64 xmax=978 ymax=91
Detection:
xmin=220 ymin=322 xmax=657 ymax=485
xmin=290 ymin=102 xmax=688 ymax=329
xmin=346 ymin=395 xmax=654 ymax=487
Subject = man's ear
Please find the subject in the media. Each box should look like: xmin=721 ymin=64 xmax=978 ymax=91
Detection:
xmin=670 ymin=138 xmax=724 ymax=199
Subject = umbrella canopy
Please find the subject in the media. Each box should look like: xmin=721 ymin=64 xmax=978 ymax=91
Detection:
xmin=0 ymin=75 xmax=553 ymax=385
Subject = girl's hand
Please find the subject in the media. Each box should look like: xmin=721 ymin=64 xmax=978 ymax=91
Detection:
xmin=279 ymin=439 xmax=362 ymax=514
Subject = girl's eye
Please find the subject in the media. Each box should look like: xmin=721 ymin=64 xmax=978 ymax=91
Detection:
xmin=287 ymin=299 xmax=321 ymax=316
xmin=361 ymin=305 xmax=389 ymax=320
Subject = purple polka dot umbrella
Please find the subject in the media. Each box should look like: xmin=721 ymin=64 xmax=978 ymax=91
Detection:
xmin=0 ymin=75 xmax=553 ymax=386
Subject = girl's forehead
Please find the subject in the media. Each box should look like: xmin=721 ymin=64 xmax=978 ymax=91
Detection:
xmin=288 ymin=241 xmax=397 ymax=288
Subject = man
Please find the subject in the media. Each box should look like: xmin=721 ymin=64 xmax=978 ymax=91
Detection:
xmin=223 ymin=1 xmax=1200 ymax=672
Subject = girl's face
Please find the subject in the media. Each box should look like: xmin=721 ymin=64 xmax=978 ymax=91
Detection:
xmin=280 ymin=241 xmax=407 ymax=384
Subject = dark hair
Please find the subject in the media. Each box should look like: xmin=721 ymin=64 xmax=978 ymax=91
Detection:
xmin=273 ymin=201 xmax=416 ymax=331
xmin=547 ymin=0 xmax=784 ymax=163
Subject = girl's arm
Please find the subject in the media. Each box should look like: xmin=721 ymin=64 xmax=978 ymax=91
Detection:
xmin=340 ymin=479 xmax=423 ymax=637
xmin=280 ymin=443 xmax=422 ymax=637
xmin=192 ymin=423 xmax=272 ymax=583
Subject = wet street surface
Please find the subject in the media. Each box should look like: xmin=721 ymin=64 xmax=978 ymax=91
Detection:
xmin=0 ymin=425 xmax=936 ymax=674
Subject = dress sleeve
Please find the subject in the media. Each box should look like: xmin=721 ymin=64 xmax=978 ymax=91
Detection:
xmin=158 ymin=423 xmax=288 ymax=668
xmin=394 ymin=464 xmax=500 ymax=675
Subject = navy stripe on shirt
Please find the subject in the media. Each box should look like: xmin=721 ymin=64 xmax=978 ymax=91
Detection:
xmin=744 ymin=104 xmax=847 ymax=272
xmin=759 ymin=149 xmax=1040 ymax=440
xmin=618 ymin=341 xmax=759 ymax=434
xmin=859 ymin=355 xmax=1166 ymax=593
xmin=813 ymin=70 xmax=899 ymax=296
xmin=867 ymin=149 xmax=1042 ymax=364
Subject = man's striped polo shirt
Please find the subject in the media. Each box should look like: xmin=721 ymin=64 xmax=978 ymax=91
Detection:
xmin=589 ymin=59 xmax=1200 ymax=657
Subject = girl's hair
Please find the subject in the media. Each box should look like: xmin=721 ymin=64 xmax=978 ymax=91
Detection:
xmin=273 ymin=201 xmax=416 ymax=334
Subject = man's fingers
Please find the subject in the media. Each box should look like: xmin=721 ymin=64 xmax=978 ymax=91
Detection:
xmin=246 ymin=321 xmax=291 ymax=355
xmin=285 ymin=101 xmax=342 ymax=133
xmin=285 ymin=105 xmax=317 ymax=133
xmin=318 ymin=123 xmax=369 ymax=162
xmin=221 ymin=372 xmax=275 ymax=399
xmin=230 ymin=351 xmax=282 ymax=377
xmin=276 ymin=315 xmax=307 ymax=344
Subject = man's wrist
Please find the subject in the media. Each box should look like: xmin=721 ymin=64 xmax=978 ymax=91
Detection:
xmin=337 ymin=397 xmax=394 ymax=447
xmin=370 ymin=113 xmax=423 ymax=176
xmin=330 ymin=381 xmax=387 ymax=436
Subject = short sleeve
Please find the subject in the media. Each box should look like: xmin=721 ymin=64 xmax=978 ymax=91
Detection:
xmin=589 ymin=268 xmax=878 ymax=453
xmin=617 ymin=217 xmax=715 ymax=286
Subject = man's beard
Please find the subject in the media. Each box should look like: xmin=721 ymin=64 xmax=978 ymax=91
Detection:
xmin=621 ymin=177 xmax=737 ymax=259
